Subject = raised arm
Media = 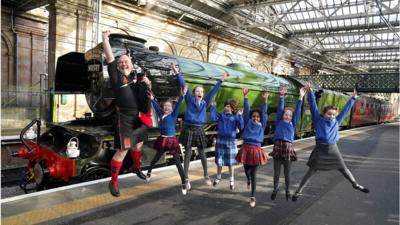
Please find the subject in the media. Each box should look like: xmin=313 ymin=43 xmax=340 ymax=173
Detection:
xmin=261 ymin=92 xmax=269 ymax=129
xmin=276 ymin=86 xmax=288 ymax=123
xmin=172 ymin=63 xmax=194 ymax=104
xmin=151 ymin=100 xmax=163 ymax=118
xmin=236 ymin=109 xmax=244 ymax=130
xmin=243 ymin=88 xmax=250 ymax=125
xmin=292 ymin=87 xmax=306 ymax=127
xmin=337 ymin=89 xmax=357 ymax=124
xmin=210 ymin=103 xmax=219 ymax=122
xmin=171 ymin=96 xmax=184 ymax=118
xmin=305 ymin=82 xmax=319 ymax=122
xmin=102 ymin=31 xmax=114 ymax=63
xmin=204 ymin=72 xmax=229 ymax=106
xmin=171 ymin=85 xmax=187 ymax=117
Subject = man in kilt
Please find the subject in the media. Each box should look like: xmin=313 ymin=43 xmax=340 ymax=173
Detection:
xmin=102 ymin=31 xmax=151 ymax=197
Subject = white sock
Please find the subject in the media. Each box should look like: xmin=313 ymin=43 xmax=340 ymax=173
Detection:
xmin=217 ymin=174 xmax=222 ymax=180
xmin=230 ymin=176 xmax=234 ymax=182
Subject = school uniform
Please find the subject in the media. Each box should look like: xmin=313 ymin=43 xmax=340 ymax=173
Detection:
xmin=270 ymin=96 xmax=303 ymax=161
xmin=210 ymin=105 xmax=244 ymax=166
xmin=235 ymin=98 xmax=268 ymax=166
xmin=151 ymin=96 xmax=183 ymax=155
xmin=306 ymin=92 xmax=356 ymax=170
xmin=175 ymin=73 xmax=223 ymax=149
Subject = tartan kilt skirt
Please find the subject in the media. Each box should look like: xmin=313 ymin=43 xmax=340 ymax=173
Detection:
xmin=269 ymin=140 xmax=297 ymax=161
xmin=153 ymin=136 xmax=181 ymax=155
xmin=179 ymin=125 xmax=208 ymax=149
xmin=114 ymin=111 xmax=147 ymax=150
xmin=215 ymin=138 xmax=238 ymax=166
xmin=236 ymin=143 xmax=268 ymax=166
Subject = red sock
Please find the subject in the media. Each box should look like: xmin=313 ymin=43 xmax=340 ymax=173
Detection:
xmin=130 ymin=150 xmax=142 ymax=170
xmin=110 ymin=160 xmax=123 ymax=185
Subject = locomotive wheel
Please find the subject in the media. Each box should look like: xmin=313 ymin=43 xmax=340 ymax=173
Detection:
xmin=81 ymin=167 xmax=110 ymax=182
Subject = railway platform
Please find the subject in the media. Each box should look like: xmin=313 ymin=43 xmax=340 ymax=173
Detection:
xmin=1 ymin=123 xmax=399 ymax=225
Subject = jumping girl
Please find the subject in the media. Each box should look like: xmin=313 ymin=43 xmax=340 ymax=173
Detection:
xmin=175 ymin=65 xmax=229 ymax=190
xmin=270 ymin=85 xmax=306 ymax=201
xmin=146 ymin=84 xmax=188 ymax=195
xmin=292 ymin=82 xmax=369 ymax=202
xmin=235 ymin=88 xmax=269 ymax=207
xmin=210 ymin=99 xmax=244 ymax=190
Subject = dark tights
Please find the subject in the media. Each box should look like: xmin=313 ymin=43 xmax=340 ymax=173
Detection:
xmin=183 ymin=145 xmax=208 ymax=179
xmin=244 ymin=164 xmax=259 ymax=197
xmin=273 ymin=159 xmax=292 ymax=192
xmin=295 ymin=167 xmax=359 ymax=194
xmin=148 ymin=151 xmax=185 ymax=184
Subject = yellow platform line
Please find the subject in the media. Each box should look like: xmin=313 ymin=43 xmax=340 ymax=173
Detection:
xmin=1 ymin=167 xmax=229 ymax=225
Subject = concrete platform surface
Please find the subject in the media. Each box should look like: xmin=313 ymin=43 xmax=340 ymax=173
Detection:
xmin=1 ymin=123 xmax=399 ymax=225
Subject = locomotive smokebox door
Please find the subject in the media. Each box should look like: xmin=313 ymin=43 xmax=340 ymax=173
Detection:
xmin=55 ymin=52 xmax=90 ymax=93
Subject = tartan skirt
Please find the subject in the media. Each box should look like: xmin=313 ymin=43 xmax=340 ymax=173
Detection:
xmin=269 ymin=140 xmax=297 ymax=161
xmin=179 ymin=125 xmax=208 ymax=149
xmin=306 ymin=143 xmax=347 ymax=170
xmin=215 ymin=138 xmax=238 ymax=166
xmin=153 ymin=136 xmax=181 ymax=155
xmin=114 ymin=111 xmax=147 ymax=150
xmin=236 ymin=143 xmax=268 ymax=166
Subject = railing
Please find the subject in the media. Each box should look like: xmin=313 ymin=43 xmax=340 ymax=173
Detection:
xmin=1 ymin=74 xmax=48 ymax=134
xmin=293 ymin=73 xmax=399 ymax=93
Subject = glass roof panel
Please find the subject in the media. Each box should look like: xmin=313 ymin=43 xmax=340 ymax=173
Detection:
xmin=232 ymin=0 xmax=400 ymax=72
xmin=343 ymin=6 xmax=350 ymax=15
xmin=299 ymin=1 xmax=307 ymax=9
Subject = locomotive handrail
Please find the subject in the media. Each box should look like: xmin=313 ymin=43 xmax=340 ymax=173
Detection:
xmin=19 ymin=119 xmax=41 ymax=153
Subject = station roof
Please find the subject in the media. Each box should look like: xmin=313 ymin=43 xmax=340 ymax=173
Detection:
xmin=147 ymin=0 xmax=399 ymax=74
xmin=3 ymin=0 xmax=398 ymax=74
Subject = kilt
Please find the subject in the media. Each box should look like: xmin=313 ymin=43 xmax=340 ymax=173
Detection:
xmin=269 ymin=140 xmax=297 ymax=161
xmin=236 ymin=143 xmax=268 ymax=166
xmin=306 ymin=143 xmax=347 ymax=170
xmin=179 ymin=125 xmax=208 ymax=149
xmin=215 ymin=138 xmax=238 ymax=166
xmin=114 ymin=110 xmax=148 ymax=150
xmin=153 ymin=136 xmax=181 ymax=155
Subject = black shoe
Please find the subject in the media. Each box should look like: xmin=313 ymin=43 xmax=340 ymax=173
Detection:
xmin=292 ymin=192 xmax=300 ymax=202
xmin=109 ymin=181 xmax=120 ymax=197
xmin=270 ymin=190 xmax=278 ymax=200
xmin=133 ymin=169 xmax=147 ymax=180
xmin=285 ymin=191 xmax=291 ymax=201
xmin=353 ymin=184 xmax=370 ymax=193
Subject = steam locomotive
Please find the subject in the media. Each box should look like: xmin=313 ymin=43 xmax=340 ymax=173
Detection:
xmin=12 ymin=34 xmax=395 ymax=192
